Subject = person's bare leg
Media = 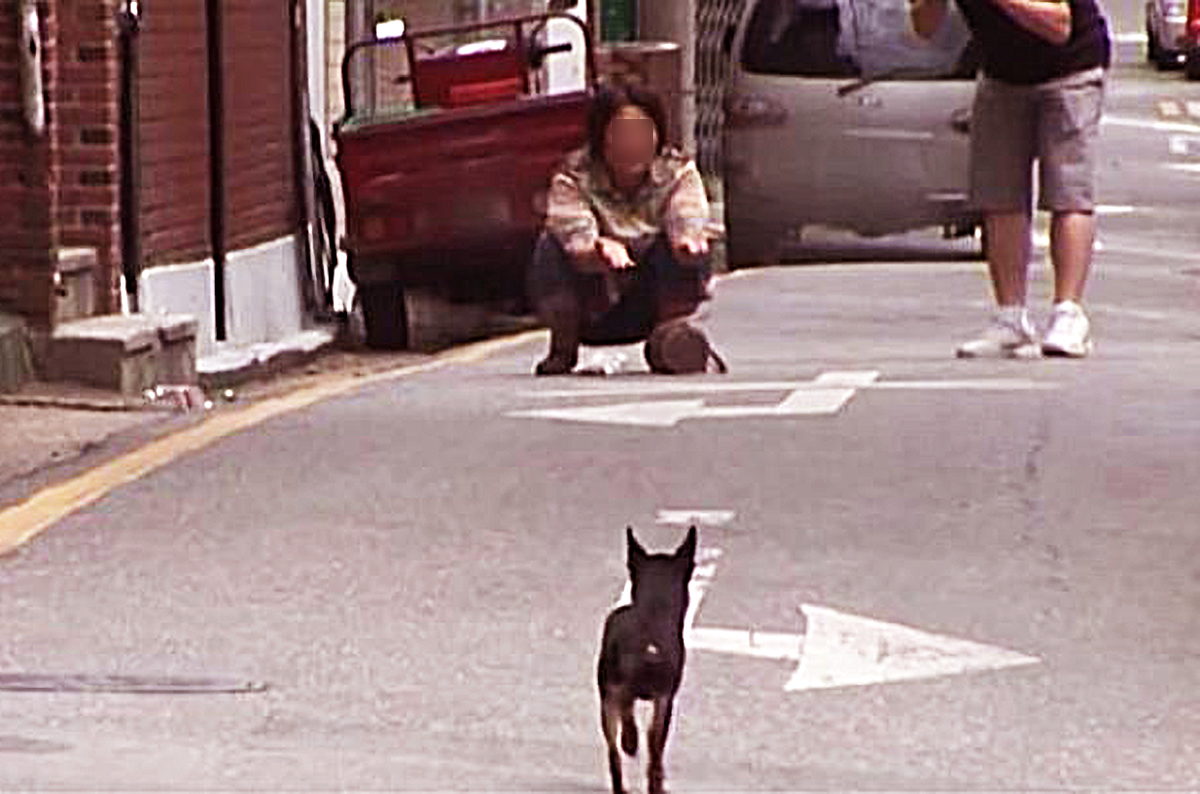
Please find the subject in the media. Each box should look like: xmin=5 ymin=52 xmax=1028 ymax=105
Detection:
xmin=1049 ymin=210 xmax=1095 ymax=303
xmin=985 ymin=211 xmax=1033 ymax=306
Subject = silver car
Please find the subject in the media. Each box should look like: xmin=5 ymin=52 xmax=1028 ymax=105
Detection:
xmin=1146 ymin=0 xmax=1189 ymax=70
xmin=722 ymin=0 xmax=983 ymax=268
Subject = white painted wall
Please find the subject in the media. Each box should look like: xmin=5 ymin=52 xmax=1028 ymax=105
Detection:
xmin=138 ymin=236 xmax=305 ymax=357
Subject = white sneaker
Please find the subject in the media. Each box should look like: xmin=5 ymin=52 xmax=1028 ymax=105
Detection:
xmin=1042 ymin=301 xmax=1093 ymax=358
xmin=956 ymin=310 xmax=1041 ymax=359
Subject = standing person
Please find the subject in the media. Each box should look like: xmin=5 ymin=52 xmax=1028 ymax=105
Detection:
xmin=910 ymin=0 xmax=1111 ymax=358
xmin=527 ymin=85 xmax=714 ymax=376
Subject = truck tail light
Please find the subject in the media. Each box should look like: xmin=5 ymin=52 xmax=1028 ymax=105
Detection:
xmin=1190 ymin=0 xmax=1200 ymax=36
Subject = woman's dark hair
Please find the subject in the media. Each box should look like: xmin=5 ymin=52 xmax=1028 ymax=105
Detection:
xmin=586 ymin=84 xmax=669 ymax=162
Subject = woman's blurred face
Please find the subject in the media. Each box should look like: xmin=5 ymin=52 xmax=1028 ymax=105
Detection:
xmin=604 ymin=104 xmax=658 ymax=185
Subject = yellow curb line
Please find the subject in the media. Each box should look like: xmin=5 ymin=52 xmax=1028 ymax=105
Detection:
xmin=0 ymin=330 xmax=547 ymax=558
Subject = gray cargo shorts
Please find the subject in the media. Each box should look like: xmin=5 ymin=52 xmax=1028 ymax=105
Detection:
xmin=970 ymin=66 xmax=1106 ymax=214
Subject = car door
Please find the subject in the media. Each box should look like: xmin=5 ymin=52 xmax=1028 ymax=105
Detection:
xmin=828 ymin=0 xmax=977 ymax=230
xmin=724 ymin=0 xmax=975 ymax=243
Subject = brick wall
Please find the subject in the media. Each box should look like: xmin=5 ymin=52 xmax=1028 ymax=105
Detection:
xmin=223 ymin=0 xmax=298 ymax=252
xmin=0 ymin=0 xmax=59 ymax=328
xmin=55 ymin=0 xmax=121 ymax=314
xmin=137 ymin=0 xmax=210 ymax=267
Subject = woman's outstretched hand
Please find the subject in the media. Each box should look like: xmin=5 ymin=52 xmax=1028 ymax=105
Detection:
xmin=595 ymin=237 xmax=637 ymax=270
xmin=673 ymin=235 xmax=711 ymax=266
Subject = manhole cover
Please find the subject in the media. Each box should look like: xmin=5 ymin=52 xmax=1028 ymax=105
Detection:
xmin=0 ymin=673 xmax=268 ymax=694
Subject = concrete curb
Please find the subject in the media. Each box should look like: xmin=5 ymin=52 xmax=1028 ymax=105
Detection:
xmin=196 ymin=328 xmax=337 ymax=391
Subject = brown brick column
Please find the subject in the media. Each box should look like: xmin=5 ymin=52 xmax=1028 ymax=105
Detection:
xmin=0 ymin=0 xmax=60 ymax=329
xmin=55 ymin=0 xmax=121 ymax=315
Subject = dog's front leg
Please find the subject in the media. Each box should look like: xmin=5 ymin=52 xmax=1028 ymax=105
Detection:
xmin=647 ymin=695 xmax=675 ymax=794
xmin=601 ymin=692 xmax=626 ymax=794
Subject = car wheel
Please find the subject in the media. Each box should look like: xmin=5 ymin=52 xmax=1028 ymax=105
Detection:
xmin=1187 ymin=51 xmax=1200 ymax=80
xmin=1154 ymin=37 xmax=1181 ymax=70
xmin=359 ymin=281 xmax=409 ymax=350
xmin=725 ymin=220 xmax=783 ymax=271
xmin=1147 ymin=24 xmax=1160 ymax=64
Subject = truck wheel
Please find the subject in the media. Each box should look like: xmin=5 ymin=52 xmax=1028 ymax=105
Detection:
xmin=359 ymin=282 xmax=409 ymax=350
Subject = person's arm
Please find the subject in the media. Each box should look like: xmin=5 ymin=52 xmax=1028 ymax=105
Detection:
xmin=664 ymin=161 xmax=712 ymax=263
xmin=991 ymin=0 xmax=1071 ymax=46
xmin=545 ymin=171 xmax=608 ymax=272
xmin=910 ymin=0 xmax=950 ymax=41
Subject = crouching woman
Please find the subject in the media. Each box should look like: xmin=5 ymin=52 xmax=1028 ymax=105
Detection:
xmin=527 ymin=85 xmax=715 ymax=376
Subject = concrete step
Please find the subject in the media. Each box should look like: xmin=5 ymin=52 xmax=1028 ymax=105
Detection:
xmin=34 ymin=313 xmax=199 ymax=397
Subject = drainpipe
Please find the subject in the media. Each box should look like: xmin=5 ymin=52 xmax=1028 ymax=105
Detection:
xmin=117 ymin=0 xmax=142 ymax=313
xmin=205 ymin=0 xmax=227 ymax=341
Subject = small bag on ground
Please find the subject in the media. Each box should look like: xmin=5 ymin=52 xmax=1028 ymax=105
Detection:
xmin=644 ymin=320 xmax=728 ymax=375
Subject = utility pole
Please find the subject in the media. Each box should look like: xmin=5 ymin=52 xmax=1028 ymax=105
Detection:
xmin=638 ymin=0 xmax=696 ymax=154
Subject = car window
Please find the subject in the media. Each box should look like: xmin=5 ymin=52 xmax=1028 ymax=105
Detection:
xmin=741 ymin=0 xmax=862 ymax=77
xmin=741 ymin=0 xmax=978 ymax=80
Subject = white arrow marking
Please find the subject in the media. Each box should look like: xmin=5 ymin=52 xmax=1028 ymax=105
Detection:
xmin=511 ymin=391 xmax=859 ymax=427
xmin=656 ymin=509 xmax=737 ymax=527
xmin=784 ymin=604 xmax=1041 ymax=692
xmin=522 ymin=375 xmax=1054 ymax=400
xmin=686 ymin=626 xmax=803 ymax=661
xmin=512 ymin=372 xmax=881 ymax=427
xmin=517 ymin=399 xmax=706 ymax=428
xmin=511 ymin=372 xmax=1060 ymax=428
xmin=612 ymin=535 xmax=1041 ymax=691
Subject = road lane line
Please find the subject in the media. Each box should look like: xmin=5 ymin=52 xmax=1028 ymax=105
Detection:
xmin=1104 ymin=115 xmax=1200 ymax=134
xmin=0 ymin=330 xmax=545 ymax=557
xmin=1160 ymin=100 xmax=1183 ymax=118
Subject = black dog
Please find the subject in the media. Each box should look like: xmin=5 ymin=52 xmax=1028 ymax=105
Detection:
xmin=598 ymin=526 xmax=697 ymax=794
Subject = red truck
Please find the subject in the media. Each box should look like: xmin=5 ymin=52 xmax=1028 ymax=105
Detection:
xmin=333 ymin=13 xmax=598 ymax=349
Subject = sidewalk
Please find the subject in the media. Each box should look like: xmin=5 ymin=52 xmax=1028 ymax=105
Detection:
xmin=0 ymin=403 xmax=164 ymax=489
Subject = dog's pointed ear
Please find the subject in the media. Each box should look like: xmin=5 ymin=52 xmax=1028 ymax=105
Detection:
xmin=627 ymin=526 xmax=648 ymax=570
xmin=675 ymin=525 xmax=698 ymax=566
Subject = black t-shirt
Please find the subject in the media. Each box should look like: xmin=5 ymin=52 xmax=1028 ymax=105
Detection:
xmin=953 ymin=0 xmax=1111 ymax=85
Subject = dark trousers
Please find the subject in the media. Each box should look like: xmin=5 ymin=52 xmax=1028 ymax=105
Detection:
xmin=526 ymin=232 xmax=712 ymax=346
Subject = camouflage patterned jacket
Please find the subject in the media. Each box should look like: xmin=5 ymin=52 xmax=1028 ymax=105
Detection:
xmin=544 ymin=146 xmax=711 ymax=261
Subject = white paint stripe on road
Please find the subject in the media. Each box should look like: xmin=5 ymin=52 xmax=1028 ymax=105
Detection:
xmin=1160 ymin=99 xmax=1184 ymax=118
xmin=1166 ymin=162 xmax=1200 ymax=174
xmin=1113 ymin=31 xmax=1148 ymax=43
xmin=656 ymin=510 xmax=737 ymax=527
xmin=967 ymin=300 xmax=1172 ymax=322
xmin=1104 ymin=114 xmax=1200 ymax=134
xmin=524 ymin=378 xmax=1055 ymax=400
xmin=814 ymin=370 xmax=883 ymax=387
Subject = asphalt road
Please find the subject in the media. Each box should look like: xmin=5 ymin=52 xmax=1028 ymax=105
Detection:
xmin=0 ymin=31 xmax=1198 ymax=792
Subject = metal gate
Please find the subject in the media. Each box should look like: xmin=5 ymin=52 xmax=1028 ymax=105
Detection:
xmin=695 ymin=0 xmax=746 ymax=175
